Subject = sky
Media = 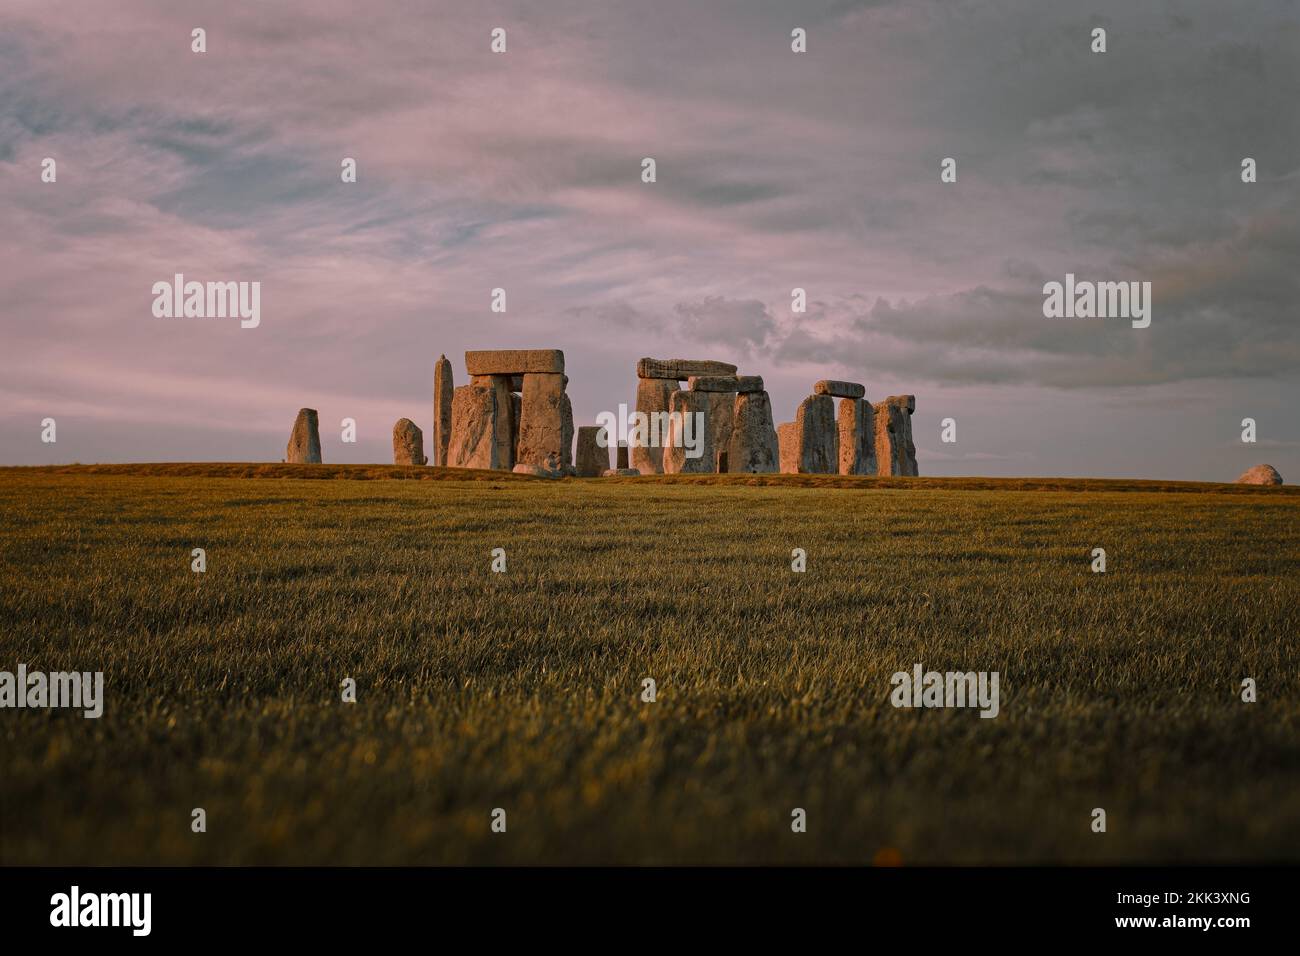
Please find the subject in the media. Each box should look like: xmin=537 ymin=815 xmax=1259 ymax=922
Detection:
xmin=1 ymin=0 xmax=1297 ymax=479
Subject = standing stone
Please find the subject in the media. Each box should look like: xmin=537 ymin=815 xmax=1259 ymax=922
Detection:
xmin=837 ymin=398 xmax=876 ymax=476
xmin=728 ymin=391 xmax=779 ymax=473
xmin=631 ymin=376 xmax=677 ymax=474
xmin=663 ymin=389 xmax=713 ymax=474
xmin=448 ymin=385 xmax=501 ymax=469
xmin=617 ymin=443 xmax=629 ymax=470
xmin=777 ymin=423 xmax=798 ymax=474
xmin=517 ymin=373 xmax=566 ymax=467
xmin=433 ymin=355 xmax=453 ymax=466
xmin=874 ymin=397 xmax=917 ymax=476
xmin=561 ymin=391 xmax=574 ymax=469
xmin=392 ymin=418 xmax=426 ymax=465
xmin=703 ymin=390 xmax=735 ymax=472
xmin=1235 ymin=464 xmax=1283 ymax=485
xmin=510 ymin=392 xmax=521 ymax=464
xmin=575 ymin=426 xmax=610 ymax=477
xmin=794 ymin=395 xmax=838 ymax=473
xmin=876 ymin=394 xmax=917 ymax=476
xmin=469 ymin=375 xmax=515 ymax=469
xmin=285 ymin=408 xmax=322 ymax=464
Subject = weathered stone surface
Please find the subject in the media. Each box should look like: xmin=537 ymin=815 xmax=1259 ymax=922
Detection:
xmin=575 ymin=426 xmax=610 ymax=477
xmin=1235 ymin=463 xmax=1284 ymax=485
xmin=728 ymin=391 xmax=779 ymax=473
xmin=471 ymin=374 xmax=524 ymax=391
xmin=561 ymin=392 xmax=574 ymax=468
xmin=392 ymin=418 xmax=426 ymax=466
xmin=516 ymin=372 xmax=566 ymax=467
xmin=794 ymin=395 xmax=838 ymax=473
xmin=837 ymin=398 xmax=876 ymax=475
xmin=466 ymin=349 xmax=564 ymax=375
xmin=637 ymin=357 xmax=738 ymax=380
xmin=617 ymin=443 xmax=629 ymax=470
xmin=663 ymin=389 xmax=714 ymax=474
xmin=777 ymin=422 xmax=798 ymax=474
xmin=448 ymin=385 xmax=501 ymax=469
xmin=687 ymin=375 xmax=739 ymax=392
xmin=510 ymin=392 xmax=521 ymax=463
xmin=735 ymin=375 xmax=765 ymax=393
xmin=703 ymin=390 xmax=735 ymax=471
xmin=602 ymin=468 xmax=640 ymax=477
xmin=286 ymin=408 xmax=321 ymax=464
xmin=467 ymin=375 xmax=515 ymax=469
xmin=815 ymin=380 xmax=866 ymax=399
xmin=873 ymin=396 xmax=918 ymax=476
xmin=433 ymin=355 xmax=453 ymax=466
xmin=630 ymin=377 xmax=677 ymax=474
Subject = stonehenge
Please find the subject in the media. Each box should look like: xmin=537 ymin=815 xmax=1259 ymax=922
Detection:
xmin=286 ymin=408 xmax=322 ymax=463
xmin=392 ymin=418 xmax=426 ymax=466
xmin=285 ymin=346 xmax=919 ymax=480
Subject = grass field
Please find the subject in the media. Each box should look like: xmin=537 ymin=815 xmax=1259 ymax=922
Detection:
xmin=1 ymin=465 xmax=1297 ymax=865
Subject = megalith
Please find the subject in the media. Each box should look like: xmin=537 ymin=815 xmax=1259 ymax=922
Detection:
xmin=874 ymin=395 xmax=918 ymax=476
xmin=837 ymin=398 xmax=876 ymax=476
xmin=433 ymin=354 xmax=453 ymax=466
xmin=286 ymin=408 xmax=322 ymax=464
xmin=728 ymin=390 xmax=779 ymax=473
xmin=517 ymin=372 xmax=566 ymax=467
xmin=575 ymin=425 xmax=610 ymax=477
xmin=777 ymin=422 xmax=798 ymax=474
xmin=794 ymin=395 xmax=838 ymax=473
xmin=1235 ymin=463 xmax=1283 ymax=485
xmin=448 ymin=385 xmax=501 ymax=469
xmin=663 ymin=389 xmax=713 ymax=474
xmin=631 ymin=377 xmax=676 ymax=474
xmin=393 ymin=418 xmax=426 ymax=465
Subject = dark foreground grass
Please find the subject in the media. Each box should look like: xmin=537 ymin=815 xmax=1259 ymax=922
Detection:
xmin=1 ymin=467 xmax=1297 ymax=865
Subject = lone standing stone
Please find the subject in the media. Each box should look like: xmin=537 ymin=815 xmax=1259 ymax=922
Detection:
xmin=575 ymin=425 xmax=610 ymax=477
xmin=433 ymin=354 xmax=453 ymax=466
xmin=392 ymin=418 xmax=426 ymax=466
xmin=286 ymin=408 xmax=322 ymax=464
xmin=631 ymin=377 xmax=677 ymax=474
xmin=837 ymin=398 xmax=876 ymax=475
xmin=663 ymin=389 xmax=713 ymax=474
xmin=794 ymin=395 xmax=838 ymax=473
xmin=728 ymin=390 xmax=779 ymax=473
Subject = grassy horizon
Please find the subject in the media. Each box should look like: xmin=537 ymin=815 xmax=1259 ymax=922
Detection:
xmin=1 ymin=470 xmax=1297 ymax=864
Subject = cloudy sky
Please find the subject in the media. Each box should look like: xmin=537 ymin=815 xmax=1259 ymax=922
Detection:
xmin=2 ymin=0 xmax=1297 ymax=479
